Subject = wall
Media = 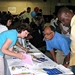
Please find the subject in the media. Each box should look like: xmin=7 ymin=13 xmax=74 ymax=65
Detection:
xmin=0 ymin=0 xmax=51 ymax=15
xmin=0 ymin=0 xmax=75 ymax=15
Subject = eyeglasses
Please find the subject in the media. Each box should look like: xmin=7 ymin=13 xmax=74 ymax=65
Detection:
xmin=43 ymin=31 xmax=53 ymax=36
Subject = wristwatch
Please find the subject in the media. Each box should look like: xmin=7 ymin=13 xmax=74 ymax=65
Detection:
xmin=65 ymin=61 xmax=69 ymax=64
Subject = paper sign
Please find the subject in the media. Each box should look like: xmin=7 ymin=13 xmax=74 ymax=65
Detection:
xmin=8 ymin=7 xmax=16 ymax=13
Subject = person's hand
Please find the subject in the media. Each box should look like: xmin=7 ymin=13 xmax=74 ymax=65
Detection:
xmin=63 ymin=63 xmax=69 ymax=68
xmin=16 ymin=52 xmax=26 ymax=60
xmin=21 ymin=47 xmax=29 ymax=52
xmin=26 ymin=50 xmax=33 ymax=53
xmin=53 ymin=58 xmax=57 ymax=63
xmin=62 ymin=30 xmax=67 ymax=34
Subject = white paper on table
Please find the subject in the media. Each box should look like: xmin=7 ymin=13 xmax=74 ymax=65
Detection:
xmin=9 ymin=66 xmax=33 ymax=74
xmin=7 ymin=59 xmax=25 ymax=66
xmin=29 ymin=49 xmax=41 ymax=53
xmin=57 ymin=64 xmax=74 ymax=74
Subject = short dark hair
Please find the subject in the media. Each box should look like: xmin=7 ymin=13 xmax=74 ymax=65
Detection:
xmin=49 ymin=25 xmax=56 ymax=32
xmin=44 ymin=25 xmax=56 ymax=32
xmin=36 ymin=13 xmax=42 ymax=16
xmin=16 ymin=23 xmax=31 ymax=33
xmin=0 ymin=14 xmax=13 ymax=25
xmin=27 ymin=7 xmax=31 ymax=10
xmin=57 ymin=7 xmax=72 ymax=15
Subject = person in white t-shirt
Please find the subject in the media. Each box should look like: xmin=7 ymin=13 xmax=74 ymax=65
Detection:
xmin=59 ymin=23 xmax=71 ymax=37
xmin=50 ymin=12 xmax=61 ymax=33
xmin=0 ymin=14 xmax=12 ymax=33
xmin=50 ymin=12 xmax=58 ymax=28
xmin=19 ymin=7 xmax=32 ymax=23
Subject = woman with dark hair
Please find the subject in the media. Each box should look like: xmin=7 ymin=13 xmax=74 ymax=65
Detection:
xmin=0 ymin=14 xmax=13 ymax=32
xmin=0 ymin=14 xmax=29 ymax=53
xmin=0 ymin=24 xmax=31 ymax=75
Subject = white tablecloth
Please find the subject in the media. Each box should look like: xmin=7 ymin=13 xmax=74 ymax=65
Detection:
xmin=4 ymin=43 xmax=74 ymax=75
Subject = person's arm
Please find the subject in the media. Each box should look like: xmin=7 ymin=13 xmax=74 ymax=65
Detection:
xmin=59 ymin=38 xmax=70 ymax=67
xmin=63 ymin=52 xmax=70 ymax=67
xmin=59 ymin=23 xmax=63 ymax=31
xmin=54 ymin=22 xmax=58 ymax=27
xmin=50 ymin=50 xmax=57 ymax=63
xmin=59 ymin=24 xmax=67 ymax=34
xmin=2 ymin=39 xmax=26 ymax=59
xmin=16 ymin=41 xmax=29 ymax=51
xmin=16 ymin=41 xmax=23 ymax=48
xmin=25 ymin=34 xmax=33 ymax=40
xmin=67 ymin=26 xmax=71 ymax=34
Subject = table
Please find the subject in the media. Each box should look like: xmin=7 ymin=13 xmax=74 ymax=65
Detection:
xmin=4 ymin=43 xmax=74 ymax=75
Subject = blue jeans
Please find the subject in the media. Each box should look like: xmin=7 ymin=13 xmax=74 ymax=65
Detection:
xmin=71 ymin=66 xmax=75 ymax=75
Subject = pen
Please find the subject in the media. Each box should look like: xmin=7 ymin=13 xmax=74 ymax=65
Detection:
xmin=13 ymin=57 xmax=17 ymax=59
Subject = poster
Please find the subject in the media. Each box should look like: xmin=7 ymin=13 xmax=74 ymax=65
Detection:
xmin=8 ymin=7 xmax=16 ymax=13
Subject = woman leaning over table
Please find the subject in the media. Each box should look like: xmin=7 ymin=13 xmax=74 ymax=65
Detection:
xmin=0 ymin=23 xmax=31 ymax=75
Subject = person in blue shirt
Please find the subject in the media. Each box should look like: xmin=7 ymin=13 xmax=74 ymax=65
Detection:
xmin=43 ymin=25 xmax=71 ymax=68
xmin=0 ymin=23 xmax=31 ymax=75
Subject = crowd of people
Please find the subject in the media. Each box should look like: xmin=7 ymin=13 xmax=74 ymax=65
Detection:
xmin=49 ymin=7 xmax=75 ymax=74
xmin=0 ymin=7 xmax=46 ymax=75
xmin=0 ymin=6 xmax=75 ymax=75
